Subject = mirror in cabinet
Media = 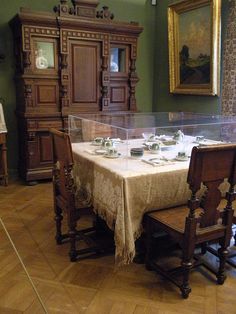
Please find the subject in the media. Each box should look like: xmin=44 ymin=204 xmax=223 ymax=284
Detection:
xmin=110 ymin=46 xmax=128 ymax=73
xmin=109 ymin=45 xmax=130 ymax=110
xmin=33 ymin=38 xmax=58 ymax=72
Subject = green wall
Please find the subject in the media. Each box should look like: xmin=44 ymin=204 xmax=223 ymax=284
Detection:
xmin=153 ymin=0 xmax=230 ymax=113
xmin=0 ymin=0 xmax=230 ymax=171
xmin=0 ymin=0 xmax=155 ymax=170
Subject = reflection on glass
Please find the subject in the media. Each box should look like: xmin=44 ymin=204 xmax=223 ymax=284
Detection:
xmin=35 ymin=42 xmax=54 ymax=69
xmin=110 ymin=47 xmax=126 ymax=72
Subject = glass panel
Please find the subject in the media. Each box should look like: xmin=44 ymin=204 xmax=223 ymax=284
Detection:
xmin=110 ymin=47 xmax=126 ymax=72
xmin=68 ymin=112 xmax=236 ymax=172
xmin=35 ymin=41 xmax=54 ymax=69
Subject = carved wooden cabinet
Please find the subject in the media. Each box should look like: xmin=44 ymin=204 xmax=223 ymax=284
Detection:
xmin=10 ymin=0 xmax=143 ymax=183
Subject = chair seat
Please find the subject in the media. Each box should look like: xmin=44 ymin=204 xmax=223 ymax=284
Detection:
xmin=144 ymin=144 xmax=236 ymax=299
xmin=147 ymin=199 xmax=229 ymax=235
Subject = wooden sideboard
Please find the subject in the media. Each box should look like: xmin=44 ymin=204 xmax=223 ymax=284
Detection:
xmin=0 ymin=133 xmax=8 ymax=186
xmin=9 ymin=0 xmax=143 ymax=183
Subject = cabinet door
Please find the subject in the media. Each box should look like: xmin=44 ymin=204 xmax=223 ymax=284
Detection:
xmin=68 ymin=40 xmax=101 ymax=112
xmin=28 ymin=132 xmax=53 ymax=170
xmin=109 ymin=45 xmax=130 ymax=111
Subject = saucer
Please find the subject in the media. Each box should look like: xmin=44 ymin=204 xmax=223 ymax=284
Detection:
xmin=91 ymin=141 xmax=102 ymax=146
xmin=175 ymin=155 xmax=189 ymax=161
xmin=94 ymin=149 xmax=107 ymax=155
xmin=149 ymin=150 xmax=160 ymax=154
xmin=104 ymin=153 xmax=121 ymax=159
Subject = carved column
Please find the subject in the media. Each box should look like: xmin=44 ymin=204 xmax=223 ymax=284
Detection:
xmin=59 ymin=30 xmax=70 ymax=122
xmin=129 ymin=55 xmax=138 ymax=111
xmin=23 ymin=51 xmax=31 ymax=71
xmin=101 ymin=56 xmax=110 ymax=110
xmin=54 ymin=0 xmax=72 ymax=15
xmin=60 ymin=53 xmax=69 ymax=107
xmin=24 ymin=84 xmax=33 ymax=107
xmin=101 ymin=35 xmax=110 ymax=111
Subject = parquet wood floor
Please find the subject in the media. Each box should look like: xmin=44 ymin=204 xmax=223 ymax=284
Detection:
xmin=0 ymin=180 xmax=236 ymax=314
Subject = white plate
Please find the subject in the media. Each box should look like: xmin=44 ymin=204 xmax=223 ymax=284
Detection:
xmin=94 ymin=149 xmax=107 ymax=155
xmin=104 ymin=153 xmax=121 ymax=159
xmin=91 ymin=141 xmax=102 ymax=146
xmin=161 ymin=145 xmax=176 ymax=151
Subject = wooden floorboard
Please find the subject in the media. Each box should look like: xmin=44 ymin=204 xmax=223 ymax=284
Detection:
xmin=0 ymin=180 xmax=236 ymax=313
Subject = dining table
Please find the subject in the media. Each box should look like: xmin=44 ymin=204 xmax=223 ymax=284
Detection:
xmin=71 ymin=137 xmax=202 ymax=265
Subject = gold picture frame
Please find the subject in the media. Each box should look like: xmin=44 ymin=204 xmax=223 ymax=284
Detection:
xmin=168 ymin=0 xmax=221 ymax=95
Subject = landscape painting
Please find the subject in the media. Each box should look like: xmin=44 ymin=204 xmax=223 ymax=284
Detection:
xmin=179 ymin=6 xmax=211 ymax=85
xmin=168 ymin=0 xmax=221 ymax=95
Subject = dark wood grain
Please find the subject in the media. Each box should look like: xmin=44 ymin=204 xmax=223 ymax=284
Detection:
xmin=144 ymin=144 xmax=236 ymax=299
xmin=9 ymin=1 xmax=143 ymax=183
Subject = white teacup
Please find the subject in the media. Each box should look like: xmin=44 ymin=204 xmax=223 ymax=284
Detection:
xmin=107 ymin=147 xmax=118 ymax=157
xmin=142 ymin=132 xmax=155 ymax=141
xmin=148 ymin=142 xmax=161 ymax=154
xmin=102 ymin=139 xmax=113 ymax=149
xmin=173 ymin=130 xmax=184 ymax=142
xmin=93 ymin=137 xmax=103 ymax=144
xmin=195 ymin=135 xmax=204 ymax=143
xmin=148 ymin=134 xmax=159 ymax=142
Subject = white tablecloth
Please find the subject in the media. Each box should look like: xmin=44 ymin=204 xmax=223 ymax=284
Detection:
xmin=72 ymin=139 xmax=195 ymax=265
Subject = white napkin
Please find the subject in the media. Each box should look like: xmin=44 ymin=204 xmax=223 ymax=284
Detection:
xmin=0 ymin=103 xmax=7 ymax=132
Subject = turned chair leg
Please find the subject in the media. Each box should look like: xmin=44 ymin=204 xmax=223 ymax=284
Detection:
xmin=54 ymin=205 xmax=63 ymax=244
xmin=145 ymin=220 xmax=154 ymax=271
xmin=180 ymin=259 xmax=192 ymax=299
xmin=68 ymin=228 xmax=77 ymax=262
xmin=68 ymin=210 xmax=78 ymax=262
xmin=180 ymin=245 xmax=194 ymax=299
xmin=217 ymin=245 xmax=228 ymax=285
xmin=201 ymin=243 xmax=207 ymax=255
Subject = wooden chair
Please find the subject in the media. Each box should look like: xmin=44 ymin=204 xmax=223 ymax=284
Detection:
xmin=50 ymin=128 xmax=99 ymax=261
xmin=228 ymin=215 xmax=236 ymax=266
xmin=144 ymin=144 xmax=236 ymax=299
xmin=204 ymin=198 xmax=236 ymax=268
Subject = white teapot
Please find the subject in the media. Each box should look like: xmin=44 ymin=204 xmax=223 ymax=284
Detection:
xmin=173 ymin=130 xmax=184 ymax=142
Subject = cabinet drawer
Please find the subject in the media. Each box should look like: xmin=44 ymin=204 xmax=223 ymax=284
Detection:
xmin=27 ymin=120 xmax=62 ymax=130
xmin=37 ymin=121 xmax=62 ymax=130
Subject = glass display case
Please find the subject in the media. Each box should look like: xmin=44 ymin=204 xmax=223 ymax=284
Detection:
xmin=68 ymin=112 xmax=236 ymax=171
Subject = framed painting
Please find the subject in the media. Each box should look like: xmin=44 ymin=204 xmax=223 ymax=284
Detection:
xmin=168 ymin=0 xmax=221 ymax=95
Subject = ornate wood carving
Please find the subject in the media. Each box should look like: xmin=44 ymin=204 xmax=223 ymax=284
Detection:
xmin=28 ymin=131 xmax=36 ymax=141
xmin=96 ymin=6 xmax=114 ymax=20
xmin=129 ymin=59 xmax=138 ymax=111
xmin=23 ymin=51 xmax=31 ymax=69
xmin=64 ymin=165 xmax=76 ymax=194
xmin=72 ymin=0 xmax=99 ymax=18
xmin=60 ymin=53 xmax=69 ymax=107
xmin=24 ymin=84 xmax=33 ymax=107
xmin=10 ymin=3 xmax=142 ymax=182
xmin=54 ymin=0 xmax=72 ymax=16
xmin=199 ymin=180 xmax=222 ymax=227
xmin=23 ymin=26 xmax=59 ymax=52
xmin=101 ymin=56 xmax=110 ymax=110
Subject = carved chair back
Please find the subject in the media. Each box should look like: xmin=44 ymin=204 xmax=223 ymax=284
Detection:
xmin=50 ymin=128 xmax=75 ymax=203
xmin=187 ymin=144 xmax=236 ymax=229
